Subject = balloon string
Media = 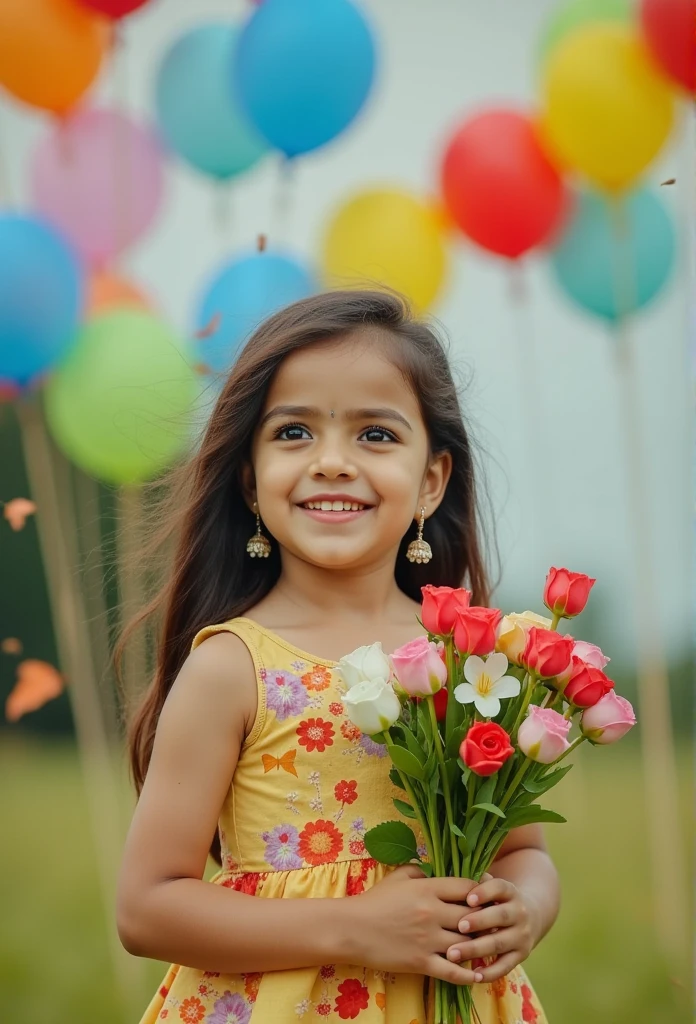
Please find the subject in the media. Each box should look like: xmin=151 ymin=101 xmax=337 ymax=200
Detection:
xmin=608 ymin=195 xmax=689 ymax=965
xmin=272 ymin=155 xmax=296 ymax=247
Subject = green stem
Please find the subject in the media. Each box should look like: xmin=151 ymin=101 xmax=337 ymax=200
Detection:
xmin=509 ymin=670 xmax=536 ymax=740
xmin=548 ymin=734 xmax=586 ymax=766
xmin=563 ymin=703 xmax=576 ymax=720
xmin=382 ymin=732 xmax=436 ymax=868
xmin=427 ymin=695 xmax=460 ymax=876
xmin=549 ymin=611 xmax=561 ymax=631
xmin=472 ymin=755 xmax=534 ymax=874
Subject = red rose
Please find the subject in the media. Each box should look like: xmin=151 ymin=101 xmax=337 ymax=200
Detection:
xmin=460 ymin=721 xmax=514 ymax=777
xmin=544 ymin=567 xmax=596 ymax=619
xmin=413 ymin=681 xmax=449 ymax=720
xmin=421 ymin=585 xmax=472 ymax=635
xmin=453 ymin=606 xmax=502 ymax=656
xmin=562 ymin=656 xmax=614 ymax=708
xmin=520 ymin=627 xmax=574 ymax=679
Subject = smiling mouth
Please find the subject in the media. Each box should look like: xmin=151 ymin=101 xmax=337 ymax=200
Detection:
xmin=299 ymin=500 xmax=371 ymax=512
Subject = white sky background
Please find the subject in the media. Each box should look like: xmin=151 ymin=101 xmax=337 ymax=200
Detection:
xmin=0 ymin=0 xmax=692 ymax=665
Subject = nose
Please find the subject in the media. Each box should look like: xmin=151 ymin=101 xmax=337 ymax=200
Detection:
xmin=308 ymin=437 xmax=358 ymax=481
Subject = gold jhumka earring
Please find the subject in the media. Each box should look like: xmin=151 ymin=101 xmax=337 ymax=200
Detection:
xmin=246 ymin=502 xmax=272 ymax=558
xmin=406 ymin=506 xmax=432 ymax=564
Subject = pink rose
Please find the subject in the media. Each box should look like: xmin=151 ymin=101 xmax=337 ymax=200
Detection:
xmin=390 ymin=636 xmax=447 ymax=697
xmin=557 ymin=641 xmax=610 ymax=685
xmin=453 ymin=607 xmax=503 ymax=656
xmin=581 ymin=691 xmax=636 ymax=744
xmin=518 ymin=705 xmax=572 ymax=764
xmin=421 ymin=585 xmax=472 ymax=636
xmin=561 ymin=657 xmax=614 ymax=708
xmin=520 ymin=627 xmax=574 ymax=679
xmin=543 ymin=567 xmax=596 ymax=619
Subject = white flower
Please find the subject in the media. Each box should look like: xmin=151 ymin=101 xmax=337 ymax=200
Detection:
xmin=453 ymin=652 xmax=521 ymax=718
xmin=343 ymin=677 xmax=401 ymax=735
xmin=337 ymin=642 xmax=392 ymax=689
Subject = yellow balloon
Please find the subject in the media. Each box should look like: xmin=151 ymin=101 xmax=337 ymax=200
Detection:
xmin=540 ymin=25 xmax=674 ymax=191
xmin=321 ymin=189 xmax=447 ymax=312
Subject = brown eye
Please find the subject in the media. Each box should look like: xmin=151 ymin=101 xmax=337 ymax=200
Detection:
xmin=273 ymin=422 xmax=311 ymax=441
xmin=360 ymin=426 xmax=397 ymax=443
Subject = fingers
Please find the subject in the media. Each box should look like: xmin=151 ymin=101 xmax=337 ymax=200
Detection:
xmin=425 ymin=953 xmax=482 ymax=986
xmin=428 ymin=875 xmax=481 ymax=903
xmin=456 ymin=904 xmax=512 ymax=936
xmin=390 ymin=862 xmax=430 ymax=881
xmin=470 ymin=949 xmax=521 ymax=983
xmin=464 ymin=876 xmax=515 ymax=909
xmin=447 ymin=929 xmax=516 ymax=964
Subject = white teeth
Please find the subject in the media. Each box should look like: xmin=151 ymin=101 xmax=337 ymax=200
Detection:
xmin=303 ymin=501 xmax=366 ymax=511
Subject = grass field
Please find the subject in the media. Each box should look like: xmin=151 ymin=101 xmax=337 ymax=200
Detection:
xmin=0 ymin=735 xmax=692 ymax=1024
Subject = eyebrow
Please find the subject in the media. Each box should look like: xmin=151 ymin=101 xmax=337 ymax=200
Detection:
xmin=258 ymin=405 xmax=413 ymax=432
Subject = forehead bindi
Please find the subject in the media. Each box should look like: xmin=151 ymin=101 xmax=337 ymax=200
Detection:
xmin=263 ymin=338 xmax=421 ymax=420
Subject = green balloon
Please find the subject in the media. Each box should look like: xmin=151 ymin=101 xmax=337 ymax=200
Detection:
xmin=45 ymin=309 xmax=199 ymax=484
xmin=539 ymin=0 xmax=633 ymax=66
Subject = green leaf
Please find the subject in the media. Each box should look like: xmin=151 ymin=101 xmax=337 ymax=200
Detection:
xmin=475 ymin=775 xmax=497 ymax=807
xmin=446 ymin=724 xmax=468 ymax=759
xmin=522 ymin=764 xmax=573 ymax=795
xmin=504 ymin=805 xmax=567 ymax=829
xmin=389 ymin=767 xmax=406 ymax=791
xmin=444 ymin=757 xmax=460 ymax=794
xmin=418 ymin=861 xmax=434 ymax=877
xmin=399 ymin=724 xmax=428 ymax=765
xmin=364 ymin=821 xmax=419 ymax=865
xmin=463 ymin=809 xmax=486 ymax=851
xmin=388 ymin=744 xmax=426 ymax=781
xmin=449 ymin=822 xmax=466 ymax=838
xmin=472 ymin=802 xmax=506 ymax=819
xmin=457 ymin=834 xmax=469 ymax=856
xmin=393 ymin=798 xmax=418 ymax=820
xmin=367 ymin=731 xmax=388 ymax=744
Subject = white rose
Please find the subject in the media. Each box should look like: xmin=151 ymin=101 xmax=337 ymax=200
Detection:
xmin=343 ymin=677 xmax=402 ymax=735
xmin=337 ymin=642 xmax=392 ymax=689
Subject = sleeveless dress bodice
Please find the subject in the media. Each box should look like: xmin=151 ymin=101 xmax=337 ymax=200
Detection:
xmin=138 ymin=617 xmax=549 ymax=1024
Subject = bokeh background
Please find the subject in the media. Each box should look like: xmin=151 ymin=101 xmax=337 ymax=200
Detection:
xmin=0 ymin=1 xmax=693 ymax=1022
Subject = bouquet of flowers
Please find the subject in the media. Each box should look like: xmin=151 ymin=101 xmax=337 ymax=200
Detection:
xmin=337 ymin=568 xmax=637 ymax=1024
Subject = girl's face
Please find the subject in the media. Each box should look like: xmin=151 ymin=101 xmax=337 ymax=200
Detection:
xmin=248 ymin=333 xmax=451 ymax=572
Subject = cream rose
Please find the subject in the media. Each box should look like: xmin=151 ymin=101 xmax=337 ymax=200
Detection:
xmin=496 ymin=610 xmax=552 ymax=664
xmin=343 ymin=677 xmax=402 ymax=735
xmin=337 ymin=642 xmax=392 ymax=690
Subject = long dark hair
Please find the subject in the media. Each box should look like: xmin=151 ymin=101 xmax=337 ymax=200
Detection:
xmin=119 ymin=289 xmax=499 ymax=861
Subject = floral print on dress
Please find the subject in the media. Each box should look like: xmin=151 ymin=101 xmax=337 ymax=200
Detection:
xmin=260 ymin=824 xmax=302 ymax=870
xmin=296 ymin=717 xmax=334 ymax=752
xmin=263 ymin=669 xmax=311 ymax=721
xmin=335 ymin=979 xmax=370 ymax=1019
xmin=206 ymin=992 xmax=251 ymax=1024
xmin=301 ymin=665 xmax=332 ymax=691
xmin=298 ymin=819 xmax=344 ymax=865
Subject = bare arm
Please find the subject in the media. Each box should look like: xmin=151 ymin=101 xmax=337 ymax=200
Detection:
xmin=116 ymin=632 xmax=349 ymax=973
xmin=489 ymin=823 xmax=560 ymax=945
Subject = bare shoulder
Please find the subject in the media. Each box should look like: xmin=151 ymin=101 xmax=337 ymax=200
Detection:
xmin=165 ymin=629 xmax=258 ymax=739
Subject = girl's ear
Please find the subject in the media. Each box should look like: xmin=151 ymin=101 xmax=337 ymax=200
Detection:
xmin=418 ymin=450 xmax=452 ymax=516
xmin=240 ymin=461 xmax=257 ymax=512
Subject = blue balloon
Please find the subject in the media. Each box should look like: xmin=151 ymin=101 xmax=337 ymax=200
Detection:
xmin=0 ymin=215 xmax=82 ymax=386
xmin=234 ymin=0 xmax=376 ymax=157
xmin=156 ymin=24 xmax=268 ymax=180
xmin=551 ymin=188 xmax=675 ymax=322
xmin=196 ymin=251 xmax=315 ymax=371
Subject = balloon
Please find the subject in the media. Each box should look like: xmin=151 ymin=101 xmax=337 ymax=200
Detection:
xmin=639 ymin=0 xmax=696 ymax=92
xmin=32 ymin=108 xmax=165 ymax=267
xmin=156 ymin=24 xmax=268 ymax=181
xmin=78 ymin=0 xmax=151 ymax=17
xmin=0 ymin=0 xmax=107 ymax=114
xmin=45 ymin=310 xmax=198 ymax=484
xmin=540 ymin=25 xmax=675 ymax=191
xmin=539 ymin=0 xmax=632 ymax=65
xmin=0 ymin=215 xmax=82 ymax=386
xmin=234 ymin=0 xmax=376 ymax=157
xmin=440 ymin=110 xmax=569 ymax=259
xmin=195 ymin=251 xmax=315 ymax=372
xmin=550 ymin=188 xmax=675 ymax=321
xmin=86 ymin=270 xmax=150 ymax=317
xmin=321 ymin=189 xmax=447 ymax=311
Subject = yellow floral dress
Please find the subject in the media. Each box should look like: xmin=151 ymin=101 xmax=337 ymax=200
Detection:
xmin=139 ymin=617 xmax=549 ymax=1024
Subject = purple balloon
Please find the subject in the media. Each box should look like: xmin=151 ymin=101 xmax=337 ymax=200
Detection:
xmin=31 ymin=108 xmax=165 ymax=267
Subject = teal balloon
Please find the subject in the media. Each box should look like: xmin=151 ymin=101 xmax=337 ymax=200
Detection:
xmin=539 ymin=0 xmax=632 ymax=66
xmin=550 ymin=188 xmax=675 ymax=322
xmin=156 ymin=24 xmax=268 ymax=180
xmin=45 ymin=310 xmax=199 ymax=484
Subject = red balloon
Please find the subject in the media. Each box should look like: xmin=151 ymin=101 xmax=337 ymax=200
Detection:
xmin=77 ymin=0 xmax=151 ymax=17
xmin=640 ymin=0 xmax=696 ymax=92
xmin=440 ymin=109 xmax=569 ymax=260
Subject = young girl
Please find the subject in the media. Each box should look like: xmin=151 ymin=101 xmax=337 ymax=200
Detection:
xmin=117 ymin=290 xmax=559 ymax=1024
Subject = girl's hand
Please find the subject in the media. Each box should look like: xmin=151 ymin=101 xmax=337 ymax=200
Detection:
xmin=445 ymin=877 xmax=541 ymax=983
xmin=347 ymin=864 xmax=491 ymax=985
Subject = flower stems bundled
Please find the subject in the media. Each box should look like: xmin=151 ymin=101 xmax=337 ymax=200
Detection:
xmin=338 ymin=567 xmax=637 ymax=1024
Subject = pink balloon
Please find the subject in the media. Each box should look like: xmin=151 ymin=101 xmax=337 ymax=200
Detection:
xmin=32 ymin=108 xmax=164 ymax=267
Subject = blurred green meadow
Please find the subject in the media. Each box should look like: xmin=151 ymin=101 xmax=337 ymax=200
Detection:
xmin=0 ymin=734 xmax=692 ymax=1024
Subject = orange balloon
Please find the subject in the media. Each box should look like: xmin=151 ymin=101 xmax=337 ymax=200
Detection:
xmin=86 ymin=270 xmax=150 ymax=317
xmin=0 ymin=0 xmax=108 ymax=114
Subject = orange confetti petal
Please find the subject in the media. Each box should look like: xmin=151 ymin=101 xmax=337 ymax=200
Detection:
xmin=194 ymin=313 xmax=221 ymax=340
xmin=1 ymin=637 xmax=23 ymax=655
xmin=5 ymin=659 xmax=65 ymax=722
xmin=4 ymin=498 xmax=37 ymax=531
